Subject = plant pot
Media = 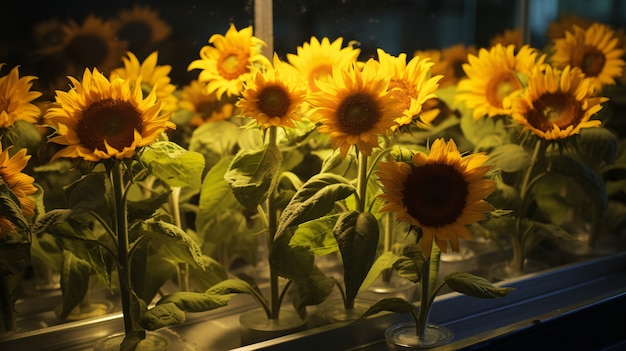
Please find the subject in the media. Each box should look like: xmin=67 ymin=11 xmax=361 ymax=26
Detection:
xmin=93 ymin=331 xmax=171 ymax=351
xmin=239 ymin=308 xmax=307 ymax=346
xmin=385 ymin=322 xmax=453 ymax=350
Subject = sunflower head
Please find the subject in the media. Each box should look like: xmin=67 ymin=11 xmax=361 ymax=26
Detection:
xmin=307 ymin=59 xmax=403 ymax=158
xmin=110 ymin=51 xmax=178 ymax=112
xmin=0 ymin=65 xmax=42 ymax=129
xmin=508 ymin=64 xmax=606 ymax=141
xmin=377 ymin=138 xmax=496 ymax=256
xmin=113 ymin=4 xmax=172 ymax=55
xmin=237 ymin=54 xmax=307 ymax=130
xmin=0 ymin=146 xmax=37 ymax=239
xmin=550 ymin=23 xmax=625 ymax=91
xmin=287 ymin=36 xmax=361 ymax=93
xmin=45 ymin=68 xmax=175 ymax=162
xmin=455 ymin=44 xmax=546 ymax=120
xmin=375 ymin=49 xmax=442 ymax=129
xmin=179 ymin=80 xmax=237 ymax=127
xmin=188 ymin=24 xmax=270 ymax=99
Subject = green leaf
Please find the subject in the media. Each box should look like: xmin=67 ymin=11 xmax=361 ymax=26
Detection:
xmin=131 ymin=246 xmax=177 ymax=303
xmin=358 ymin=297 xmax=416 ymax=320
xmin=140 ymin=221 xmax=206 ymax=269
xmin=58 ymin=250 xmax=91 ymax=320
xmin=333 ymin=211 xmax=379 ymax=305
xmin=277 ymin=173 xmax=356 ymax=238
xmin=289 ymin=214 xmax=340 ymax=256
xmin=0 ymin=182 xmax=30 ymax=234
xmin=573 ymin=127 xmax=618 ymax=167
xmin=141 ymin=141 xmax=205 ymax=188
xmin=487 ymin=144 xmax=531 ymax=172
xmin=64 ymin=171 xmax=108 ymax=215
xmin=31 ymin=209 xmax=72 ymax=236
xmin=224 ymin=143 xmax=282 ymax=211
xmin=444 ymin=272 xmax=515 ymax=298
xmin=195 ymin=156 xmax=239 ymax=235
xmin=548 ymin=154 xmax=608 ymax=212
xmin=393 ymin=243 xmax=425 ymax=284
xmin=188 ymin=121 xmax=241 ymax=170
xmin=127 ymin=190 xmax=171 ymax=223
xmin=142 ymin=291 xmax=232 ymax=330
xmin=359 ymin=251 xmax=403 ymax=293
xmin=188 ymin=255 xmax=229 ymax=292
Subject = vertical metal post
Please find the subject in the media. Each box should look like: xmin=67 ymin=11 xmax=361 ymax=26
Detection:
xmin=254 ymin=0 xmax=274 ymax=57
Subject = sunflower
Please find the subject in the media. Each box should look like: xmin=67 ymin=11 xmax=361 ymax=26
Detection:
xmin=112 ymin=4 xmax=172 ymax=55
xmin=377 ymin=138 xmax=496 ymax=256
xmin=375 ymin=49 xmax=442 ymax=129
xmin=45 ymin=68 xmax=175 ymax=162
xmin=110 ymin=51 xmax=178 ymax=112
xmin=0 ymin=146 xmax=37 ymax=239
xmin=188 ymin=24 xmax=269 ymax=99
xmin=179 ymin=79 xmax=236 ymax=127
xmin=0 ymin=65 xmax=42 ymax=129
xmin=307 ymin=59 xmax=403 ymax=158
xmin=59 ymin=15 xmax=127 ymax=77
xmin=545 ymin=13 xmax=593 ymax=41
xmin=237 ymin=54 xmax=307 ymax=129
xmin=455 ymin=44 xmax=546 ymax=120
xmin=490 ymin=28 xmax=524 ymax=48
xmin=287 ymin=36 xmax=361 ymax=93
xmin=507 ymin=65 xmax=605 ymax=140
xmin=550 ymin=23 xmax=625 ymax=91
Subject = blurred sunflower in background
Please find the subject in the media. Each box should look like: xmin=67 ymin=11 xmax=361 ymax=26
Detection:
xmin=112 ymin=4 xmax=171 ymax=56
xmin=377 ymin=138 xmax=496 ymax=256
xmin=287 ymin=36 xmax=361 ymax=93
xmin=507 ymin=64 xmax=605 ymax=141
xmin=307 ymin=59 xmax=402 ymax=158
xmin=45 ymin=68 xmax=175 ymax=162
xmin=188 ymin=24 xmax=269 ymax=99
xmin=455 ymin=44 xmax=546 ymax=120
xmin=238 ymin=54 xmax=307 ymax=130
xmin=550 ymin=23 xmax=625 ymax=91
xmin=178 ymin=79 xmax=237 ymax=127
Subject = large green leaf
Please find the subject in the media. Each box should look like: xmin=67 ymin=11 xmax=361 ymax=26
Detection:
xmin=188 ymin=121 xmax=242 ymax=170
xmin=127 ymin=190 xmax=171 ymax=223
xmin=139 ymin=220 xmax=206 ymax=269
xmin=445 ymin=272 xmax=515 ymax=298
xmin=188 ymin=255 xmax=229 ymax=292
xmin=333 ymin=211 xmax=379 ymax=306
xmin=289 ymin=214 xmax=340 ymax=256
xmin=140 ymin=141 xmax=205 ymax=188
xmin=195 ymin=156 xmax=239 ymax=238
xmin=572 ymin=127 xmax=618 ymax=168
xmin=142 ymin=291 xmax=232 ymax=330
xmin=0 ymin=182 xmax=30 ymax=235
xmin=547 ymin=154 xmax=608 ymax=212
xmin=64 ymin=171 xmax=108 ymax=215
xmin=276 ymin=173 xmax=355 ymax=238
xmin=487 ymin=144 xmax=531 ymax=173
xmin=58 ymin=250 xmax=91 ymax=320
xmin=359 ymin=251 xmax=403 ymax=293
xmin=393 ymin=243 xmax=424 ymax=284
xmin=357 ymin=297 xmax=416 ymax=320
xmin=224 ymin=143 xmax=282 ymax=211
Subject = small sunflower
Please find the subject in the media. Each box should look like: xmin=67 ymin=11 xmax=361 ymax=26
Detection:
xmin=112 ymin=4 xmax=172 ymax=55
xmin=545 ymin=13 xmax=593 ymax=40
xmin=45 ymin=68 xmax=175 ymax=162
xmin=507 ymin=65 xmax=605 ymax=140
xmin=0 ymin=65 xmax=42 ymax=129
xmin=179 ymin=80 xmax=236 ymax=127
xmin=307 ymin=59 xmax=403 ymax=158
xmin=238 ymin=54 xmax=307 ymax=129
xmin=490 ymin=28 xmax=524 ymax=48
xmin=188 ymin=24 xmax=269 ymax=99
xmin=0 ymin=146 xmax=37 ymax=239
xmin=550 ymin=23 xmax=625 ymax=91
xmin=287 ymin=36 xmax=361 ymax=93
xmin=59 ymin=15 xmax=127 ymax=77
xmin=377 ymin=138 xmax=496 ymax=256
xmin=375 ymin=49 xmax=442 ymax=129
xmin=455 ymin=44 xmax=546 ymax=120
xmin=110 ymin=51 xmax=178 ymax=113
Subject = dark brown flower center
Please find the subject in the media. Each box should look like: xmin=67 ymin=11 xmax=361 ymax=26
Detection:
xmin=336 ymin=92 xmax=381 ymax=135
xmin=65 ymin=34 xmax=109 ymax=69
xmin=117 ymin=21 xmax=153 ymax=53
xmin=257 ymin=85 xmax=291 ymax=117
xmin=574 ymin=46 xmax=606 ymax=77
xmin=77 ymin=98 xmax=143 ymax=152
xmin=526 ymin=92 xmax=582 ymax=132
xmin=402 ymin=163 xmax=468 ymax=227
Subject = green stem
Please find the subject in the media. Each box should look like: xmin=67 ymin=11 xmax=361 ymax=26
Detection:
xmin=169 ymin=187 xmax=189 ymax=292
xmin=0 ymin=274 xmax=16 ymax=332
xmin=267 ymin=126 xmax=280 ymax=320
xmin=416 ymin=255 xmax=431 ymax=338
xmin=513 ymin=140 xmax=542 ymax=273
xmin=111 ymin=161 xmax=134 ymax=335
xmin=356 ymin=150 xmax=368 ymax=213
